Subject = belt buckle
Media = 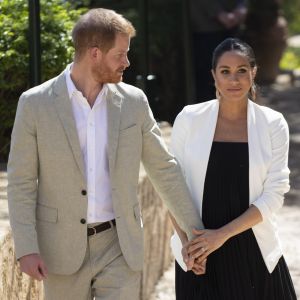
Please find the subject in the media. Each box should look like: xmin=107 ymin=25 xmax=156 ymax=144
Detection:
xmin=91 ymin=227 xmax=97 ymax=236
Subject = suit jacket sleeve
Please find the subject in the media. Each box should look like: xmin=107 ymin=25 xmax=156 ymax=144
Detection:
xmin=7 ymin=93 xmax=40 ymax=259
xmin=139 ymin=93 xmax=204 ymax=239
xmin=251 ymin=113 xmax=290 ymax=220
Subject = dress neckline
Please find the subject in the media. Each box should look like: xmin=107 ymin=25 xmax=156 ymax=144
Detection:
xmin=213 ymin=141 xmax=248 ymax=144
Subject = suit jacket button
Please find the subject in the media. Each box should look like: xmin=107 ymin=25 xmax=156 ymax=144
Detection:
xmin=81 ymin=190 xmax=87 ymax=196
xmin=80 ymin=218 xmax=86 ymax=224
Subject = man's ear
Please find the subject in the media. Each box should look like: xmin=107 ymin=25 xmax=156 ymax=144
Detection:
xmin=89 ymin=47 xmax=102 ymax=61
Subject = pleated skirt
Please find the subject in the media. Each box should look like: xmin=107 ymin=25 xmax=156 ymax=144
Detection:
xmin=175 ymin=142 xmax=297 ymax=300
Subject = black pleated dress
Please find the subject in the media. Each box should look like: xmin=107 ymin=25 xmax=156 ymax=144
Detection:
xmin=175 ymin=142 xmax=297 ymax=300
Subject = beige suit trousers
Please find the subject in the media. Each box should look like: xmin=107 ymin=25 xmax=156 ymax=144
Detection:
xmin=43 ymin=224 xmax=141 ymax=300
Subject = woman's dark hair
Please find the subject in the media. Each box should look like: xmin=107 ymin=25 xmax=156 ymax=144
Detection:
xmin=212 ymin=38 xmax=257 ymax=71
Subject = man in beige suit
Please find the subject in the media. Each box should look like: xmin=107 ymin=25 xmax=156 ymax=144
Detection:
xmin=8 ymin=8 xmax=203 ymax=300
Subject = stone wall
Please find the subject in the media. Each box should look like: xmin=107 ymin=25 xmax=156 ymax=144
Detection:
xmin=0 ymin=232 xmax=44 ymax=299
xmin=0 ymin=123 xmax=175 ymax=300
xmin=139 ymin=122 xmax=174 ymax=299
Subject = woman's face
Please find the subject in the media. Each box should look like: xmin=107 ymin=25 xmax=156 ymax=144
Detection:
xmin=212 ymin=50 xmax=256 ymax=103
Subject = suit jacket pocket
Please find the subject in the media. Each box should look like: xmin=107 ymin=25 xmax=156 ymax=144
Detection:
xmin=119 ymin=124 xmax=138 ymax=138
xmin=36 ymin=203 xmax=58 ymax=223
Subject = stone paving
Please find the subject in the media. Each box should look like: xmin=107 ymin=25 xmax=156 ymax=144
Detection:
xmin=150 ymin=77 xmax=300 ymax=299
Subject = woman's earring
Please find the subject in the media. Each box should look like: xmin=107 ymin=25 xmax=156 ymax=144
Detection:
xmin=216 ymin=88 xmax=221 ymax=100
xmin=250 ymin=83 xmax=257 ymax=100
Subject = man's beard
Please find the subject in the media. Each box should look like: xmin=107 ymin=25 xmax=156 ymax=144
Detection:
xmin=92 ymin=63 xmax=124 ymax=84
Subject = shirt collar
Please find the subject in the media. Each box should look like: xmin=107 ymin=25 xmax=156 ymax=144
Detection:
xmin=64 ymin=63 xmax=108 ymax=103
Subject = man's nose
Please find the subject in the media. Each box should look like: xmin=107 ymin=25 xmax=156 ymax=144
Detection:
xmin=123 ymin=55 xmax=130 ymax=68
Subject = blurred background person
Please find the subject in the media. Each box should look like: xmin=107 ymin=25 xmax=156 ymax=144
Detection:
xmin=189 ymin=0 xmax=247 ymax=103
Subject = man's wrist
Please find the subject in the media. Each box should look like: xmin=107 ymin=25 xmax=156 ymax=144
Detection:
xmin=179 ymin=233 xmax=188 ymax=245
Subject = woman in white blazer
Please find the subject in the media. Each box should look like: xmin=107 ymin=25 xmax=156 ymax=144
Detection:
xmin=170 ymin=38 xmax=296 ymax=299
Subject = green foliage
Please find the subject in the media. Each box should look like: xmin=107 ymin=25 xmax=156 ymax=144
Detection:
xmin=280 ymin=0 xmax=300 ymax=70
xmin=282 ymin=0 xmax=300 ymax=35
xmin=0 ymin=0 xmax=86 ymax=161
xmin=280 ymin=47 xmax=300 ymax=70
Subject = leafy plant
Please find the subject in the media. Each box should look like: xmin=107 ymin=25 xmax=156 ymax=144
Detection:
xmin=282 ymin=0 xmax=300 ymax=35
xmin=280 ymin=47 xmax=300 ymax=70
xmin=0 ymin=0 xmax=86 ymax=161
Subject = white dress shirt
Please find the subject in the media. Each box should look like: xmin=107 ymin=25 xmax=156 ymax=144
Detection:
xmin=65 ymin=65 xmax=114 ymax=224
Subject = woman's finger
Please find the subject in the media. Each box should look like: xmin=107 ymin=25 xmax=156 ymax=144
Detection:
xmin=187 ymin=242 xmax=207 ymax=253
xmin=190 ymin=246 xmax=208 ymax=259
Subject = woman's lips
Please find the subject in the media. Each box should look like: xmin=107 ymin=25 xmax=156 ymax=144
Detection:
xmin=227 ymin=88 xmax=242 ymax=92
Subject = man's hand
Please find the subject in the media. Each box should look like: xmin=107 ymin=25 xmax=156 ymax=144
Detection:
xmin=19 ymin=253 xmax=48 ymax=281
xmin=182 ymin=241 xmax=194 ymax=271
xmin=192 ymin=258 xmax=207 ymax=275
xmin=217 ymin=11 xmax=238 ymax=29
xmin=182 ymin=240 xmax=207 ymax=274
xmin=217 ymin=7 xmax=247 ymax=29
xmin=233 ymin=7 xmax=248 ymax=24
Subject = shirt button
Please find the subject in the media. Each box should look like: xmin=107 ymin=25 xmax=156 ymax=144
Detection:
xmin=81 ymin=190 xmax=87 ymax=196
xmin=80 ymin=218 xmax=86 ymax=224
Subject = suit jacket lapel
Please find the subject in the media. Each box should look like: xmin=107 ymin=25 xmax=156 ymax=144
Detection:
xmin=106 ymin=84 xmax=123 ymax=174
xmin=53 ymin=71 xmax=86 ymax=180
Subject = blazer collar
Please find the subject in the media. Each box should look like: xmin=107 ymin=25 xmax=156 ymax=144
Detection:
xmin=191 ymin=99 xmax=255 ymax=216
xmin=52 ymin=74 xmax=125 ymax=178
xmin=211 ymin=99 xmax=260 ymax=205
xmin=52 ymin=71 xmax=86 ymax=180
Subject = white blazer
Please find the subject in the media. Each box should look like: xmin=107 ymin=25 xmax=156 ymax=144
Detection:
xmin=170 ymin=99 xmax=290 ymax=273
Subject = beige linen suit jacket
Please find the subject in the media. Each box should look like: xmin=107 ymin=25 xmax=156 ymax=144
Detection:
xmin=7 ymin=71 xmax=203 ymax=275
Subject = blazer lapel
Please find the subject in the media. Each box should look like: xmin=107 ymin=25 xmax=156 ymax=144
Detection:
xmin=185 ymin=100 xmax=219 ymax=217
xmin=106 ymin=84 xmax=123 ymax=174
xmin=247 ymin=100 xmax=265 ymax=204
xmin=53 ymin=72 xmax=86 ymax=180
xmin=196 ymin=100 xmax=219 ymax=216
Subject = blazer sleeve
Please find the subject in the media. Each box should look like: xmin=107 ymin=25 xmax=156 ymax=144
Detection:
xmin=139 ymin=94 xmax=204 ymax=239
xmin=7 ymin=93 xmax=40 ymax=259
xmin=252 ymin=114 xmax=290 ymax=220
xmin=170 ymin=108 xmax=188 ymax=176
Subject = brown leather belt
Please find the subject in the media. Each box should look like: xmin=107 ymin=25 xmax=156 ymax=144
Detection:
xmin=87 ymin=219 xmax=116 ymax=236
